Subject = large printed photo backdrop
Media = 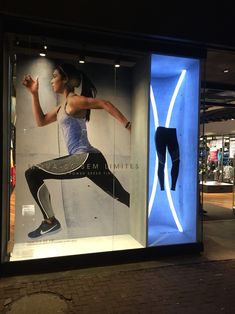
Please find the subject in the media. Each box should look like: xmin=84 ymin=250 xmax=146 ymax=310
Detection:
xmin=15 ymin=55 xmax=132 ymax=243
xmin=148 ymin=54 xmax=200 ymax=246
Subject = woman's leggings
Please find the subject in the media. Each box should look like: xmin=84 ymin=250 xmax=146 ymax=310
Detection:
xmin=25 ymin=152 xmax=130 ymax=220
xmin=155 ymin=126 xmax=180 ymax=191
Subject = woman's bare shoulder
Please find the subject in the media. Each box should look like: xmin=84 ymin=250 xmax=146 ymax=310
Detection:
xmin=67 ymin=94 xmax=88 ymax=106
xmin=66 ymin=95 xmax=87 ymax=115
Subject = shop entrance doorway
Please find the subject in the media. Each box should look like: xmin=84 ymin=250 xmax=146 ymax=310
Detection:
xmin=200 ymin=48 xmax=235 ymax=260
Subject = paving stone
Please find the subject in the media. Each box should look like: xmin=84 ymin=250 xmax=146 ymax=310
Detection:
xmin=5 ymin=293 xmax=68 ymax=314
xmin=0 ymin=260 xmax=235 ymax=313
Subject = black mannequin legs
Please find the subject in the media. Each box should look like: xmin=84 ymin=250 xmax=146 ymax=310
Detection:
xmin=155 ymin=126 xmax=180 ymax=191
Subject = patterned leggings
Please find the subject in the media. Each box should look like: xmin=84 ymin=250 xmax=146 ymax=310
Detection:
xmin=155 ymin=126 xmax=180 ymax=191
xmin=25 ymin=152 xmax=130 ymax=219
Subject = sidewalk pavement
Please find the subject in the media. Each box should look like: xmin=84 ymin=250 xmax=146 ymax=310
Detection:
xmin=0 ymin=255 xmax=235 ymax=314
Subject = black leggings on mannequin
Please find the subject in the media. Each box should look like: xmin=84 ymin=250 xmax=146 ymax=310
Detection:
xmin=155 ymin=126 xmax=180 ymax=191
xmin=25 ymin=152 xmax=130 ymax=220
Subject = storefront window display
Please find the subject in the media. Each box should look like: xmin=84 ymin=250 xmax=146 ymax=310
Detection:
xmin=2 ymin=33 xmax=202 ymax=263
xmin=148 ymin=54 xmax=200 ymax=246
xmin=7 ymin=35 xmax=149 ymax=261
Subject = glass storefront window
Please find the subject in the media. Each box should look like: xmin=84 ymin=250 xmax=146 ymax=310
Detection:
xmin=7 ymin=34 xmax=148 ymax=261
xmin=2 ymin=32 xmax=202 ymax=263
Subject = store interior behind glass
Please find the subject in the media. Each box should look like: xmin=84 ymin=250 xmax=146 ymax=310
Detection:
xmin=198 ymin=49 xmax=235 ymax=261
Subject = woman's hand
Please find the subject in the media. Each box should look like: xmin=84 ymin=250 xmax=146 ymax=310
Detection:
xmin=22 ymin=75 xmax=39 ymax=95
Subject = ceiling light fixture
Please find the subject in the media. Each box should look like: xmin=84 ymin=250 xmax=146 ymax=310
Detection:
xmin=223 ymin=69 xmax=229 ymax=73
xmin=39 ymin=40 xmax=47 ymax=57
xmin=15 ymin=37 xmax=20 ymax=46
xmin=114 ymin=59 xmax=120 ymax=68
xmin=79 ymin=55 xmax=85 ymax=64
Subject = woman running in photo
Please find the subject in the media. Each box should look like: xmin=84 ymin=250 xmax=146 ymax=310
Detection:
xmin=22 ymin=63 xmax=131 ymax=239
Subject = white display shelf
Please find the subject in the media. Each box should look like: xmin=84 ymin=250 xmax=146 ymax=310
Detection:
xmin=10 ymin=234 xmax=143 ymax=261
xmin=200 ymin=181 xmax=233 ymax=193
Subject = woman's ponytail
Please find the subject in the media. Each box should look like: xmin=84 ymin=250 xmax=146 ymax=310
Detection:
xmin=79 ymin=71 xmax=97 ymax=121
xmin=56 ymin=63 xmax=97 ymax=122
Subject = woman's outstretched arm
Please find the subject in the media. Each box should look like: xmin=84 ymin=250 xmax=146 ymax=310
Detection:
xmin=68 ymin=95 xmax=131 ymax=130
xmin=22 ymin=75 xmax=58 ymax=127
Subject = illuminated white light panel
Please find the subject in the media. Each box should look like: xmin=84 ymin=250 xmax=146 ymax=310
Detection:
xmin=148 ymin=85 xmax=159 ymax=216
xmin=165 ymin=70 xmax=186 ymax=128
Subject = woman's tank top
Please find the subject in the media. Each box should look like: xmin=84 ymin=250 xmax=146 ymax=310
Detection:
xmin=57 ymin=104 xmax=99 ymax=154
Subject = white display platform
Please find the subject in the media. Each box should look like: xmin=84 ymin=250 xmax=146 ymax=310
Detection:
xmin=200 ymin=181 xmax=233 ymax=193
xmin=10 ymin=234 xmax=143 ymax=261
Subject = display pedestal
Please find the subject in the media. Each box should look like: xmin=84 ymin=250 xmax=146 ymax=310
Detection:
xmin=200 ymin=181 xmax=233 ymax=193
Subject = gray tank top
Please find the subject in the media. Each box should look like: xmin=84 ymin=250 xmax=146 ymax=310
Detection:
xmin=57 ymin=104 xmax=99 ymax=154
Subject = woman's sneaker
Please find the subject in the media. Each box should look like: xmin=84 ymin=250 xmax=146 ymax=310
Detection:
xmin=28 ymin=218 xmax=61 ymax=239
